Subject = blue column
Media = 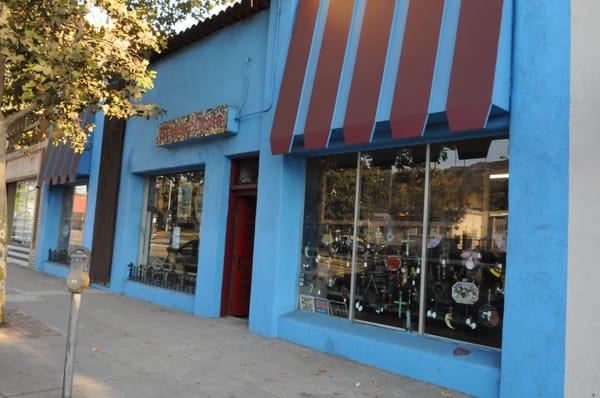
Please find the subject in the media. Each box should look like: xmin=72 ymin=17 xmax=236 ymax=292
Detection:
xmin=245 ymin=0 xmax=306 ymax=337
xmin=194 ymin=153 xmax=231 ymax=317
xmin=500 ymin=1 xmax=570 ymax=397
xmin=35 ymin=185 xmax=64 ymax=272
xmin=109 ymin=130 xmax=146 ymax=293
xmin=82 ymin=114 xmax=104 ymax=250
xmin=249 ymin=152 xmax=306 ymax=337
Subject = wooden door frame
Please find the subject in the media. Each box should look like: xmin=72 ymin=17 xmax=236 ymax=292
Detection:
xmin=220 ymin=158 xmax=258 ymax=316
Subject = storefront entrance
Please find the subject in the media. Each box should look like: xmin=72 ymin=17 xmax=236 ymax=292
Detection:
xmin=221 ymin=157 xmax=259 ymax=317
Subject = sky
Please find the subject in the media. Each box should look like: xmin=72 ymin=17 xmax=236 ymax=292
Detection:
xmin=88 ymin=1 xmax=241 ymax=33
xmin=174 ymin=1 xmax=241 ymax=33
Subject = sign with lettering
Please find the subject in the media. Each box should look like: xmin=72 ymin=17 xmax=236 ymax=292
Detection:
xmin=314 ymin=298 xmax=329 ymax=315
xmin=299 ymin=295 xmax=315 ymax=312
xmin=156 ymin=105 xmax=237 ymax=146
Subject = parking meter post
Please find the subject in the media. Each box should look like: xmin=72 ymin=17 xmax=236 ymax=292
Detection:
xmin=62 ymin=292 xmax=81 ymax=398
xmin=61 ymin=246 xmax=91 ymax=398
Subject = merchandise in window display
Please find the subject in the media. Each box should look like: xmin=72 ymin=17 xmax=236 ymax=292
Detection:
xmin=297 ymin=139 xmax=508 ymax=348
xmin=351 ymin=236 xmax=422 ymax=330
xmin=425 ymin=237 xmax=506 ymax=336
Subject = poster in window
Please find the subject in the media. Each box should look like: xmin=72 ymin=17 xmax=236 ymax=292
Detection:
xmin=314 ymin=298 xmax=329 ymax=315
xmin=299 ymin=295 xmax=315 ymax=312
xmin=177 ymin=181 xmax=193 ymax=220
xmin=172 ymin=226 xmax=181 ymax=249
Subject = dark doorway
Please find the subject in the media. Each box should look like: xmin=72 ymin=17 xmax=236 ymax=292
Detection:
xmin=221 ymin=157 xmax=259 ymax=317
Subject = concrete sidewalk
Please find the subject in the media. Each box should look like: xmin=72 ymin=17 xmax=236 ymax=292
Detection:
xmin=0 ymin=264 xmax=468 ymax=398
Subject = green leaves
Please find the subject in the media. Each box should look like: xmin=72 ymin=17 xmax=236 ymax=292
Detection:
xmin=0 ymin=1 xmax=145 ymax=149
xmin=129 ymin=0 xmax=230 ymax=38
xmin=0 ymin=0 xmax=234 ymax=152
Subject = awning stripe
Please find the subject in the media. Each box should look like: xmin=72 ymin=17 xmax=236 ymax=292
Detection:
xmin=390 ymin=0 xmax=445 ymax=139
xmin=343 ymin=0 xmax=396 ymax=145
xmin=270 ymin=0 xmax=320 ymax=154
xmin=42 ymin=142 xmax=58 ymax=185
xmin=270 ymin=0 xmax=509 ymax=154
xmin=67 ymin=143 xmax=80 ymax=182
xmin=50 ymin=144 xmax=66 ymax=185
xmin=59 ymin=146 xmax=74 ymax=184
xmin=303 ymin=0 xmax=353 ymax=150
xmin=447 ymin=0 xmax=504 ymax=131
xmin=38 ymin=140 xmax=82 ymax=186
xmin=37 ymin=143 xmax=51 ymax=186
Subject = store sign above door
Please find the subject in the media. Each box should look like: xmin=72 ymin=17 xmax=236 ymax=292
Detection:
xmin=157 ymin=105 xmax=238 ymax=147
xmin=270 ymin=0 xmax=512 ymax=154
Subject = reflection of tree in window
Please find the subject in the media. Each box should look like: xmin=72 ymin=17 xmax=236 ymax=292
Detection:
xmin=146 ymin=170 xmax=204 ymax=276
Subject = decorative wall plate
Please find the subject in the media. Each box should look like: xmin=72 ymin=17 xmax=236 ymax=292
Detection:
xmin=451 ymin=281 xmax=480 ymax=305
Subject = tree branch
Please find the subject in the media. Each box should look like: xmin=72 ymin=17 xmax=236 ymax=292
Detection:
xmin=4 ymin=103 xmax=39 ymax=127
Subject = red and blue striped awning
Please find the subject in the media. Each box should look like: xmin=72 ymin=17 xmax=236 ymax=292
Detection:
xmin=271 ymin=0 xmax=511 ymax=154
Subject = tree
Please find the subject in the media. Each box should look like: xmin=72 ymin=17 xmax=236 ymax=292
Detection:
xmin=0 ymin=0 xmax=228 ymax=323
xmin=130 ymin=0 xmax=228 ymax=37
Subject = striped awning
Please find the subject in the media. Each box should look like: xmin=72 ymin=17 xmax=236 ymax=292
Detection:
xmin=37 ymin=140 xmax=82 ymax=186
xmin=270 ymin=0 xmax=511 ymax=154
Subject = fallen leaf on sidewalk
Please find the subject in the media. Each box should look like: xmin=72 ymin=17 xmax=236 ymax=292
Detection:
xmin=440 ymin=389 xmax=453 ymax=397
xmin=314 ymin=367 xmax=327 ymax=375
xmin=91 ymin=347 xmax=99 ymax=352
xmin=302 ymin=353 xmax=310 ymax=359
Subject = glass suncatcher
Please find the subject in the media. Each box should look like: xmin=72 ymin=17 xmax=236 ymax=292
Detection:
xmin=297 ymin=138 xmax=509 ymax=349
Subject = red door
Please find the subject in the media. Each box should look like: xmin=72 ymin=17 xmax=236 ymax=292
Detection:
xmin=229 ymin=195 xmax=256 ymax=316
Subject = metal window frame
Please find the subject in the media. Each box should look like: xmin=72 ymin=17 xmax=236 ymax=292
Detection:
xmin=346 ymin=146 xmax=432 ymax=337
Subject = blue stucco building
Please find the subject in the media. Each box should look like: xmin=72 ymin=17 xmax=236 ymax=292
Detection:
xmin=34 ymin=1 xmax=588 ymax=397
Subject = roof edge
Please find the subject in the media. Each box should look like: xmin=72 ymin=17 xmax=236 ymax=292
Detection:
xmin=152 ymin=0 xmax=271 ymax=62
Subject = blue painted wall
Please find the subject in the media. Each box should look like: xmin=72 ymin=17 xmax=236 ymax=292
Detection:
xmin=36 ymin=113 xmax=103 ymax=278
xmin=33 ymin=1 xmax=573 ymax=397
xmin=108 ymin=9 xmax=270 ymax=316
xmin=500 ymin=1 xmax=570 ymax=397
xmin=249 ymin=2 xmax=502 ymax=397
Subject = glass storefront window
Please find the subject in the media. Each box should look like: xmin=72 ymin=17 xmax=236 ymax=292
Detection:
xmin=58 ymin=184 xmax=88 ymax=251
xmin=142 ymin=170 xmax=204 ymax=277
xmin=296 ymin=138 xmax=509 ymax=349
xmin=424 ymin=139 xmax=508 ymax=348
xmin=353 ymin=148 xmax=425 ymax=330
xmin=11 ymin=180 xmax=37 ymax=246
xmin=299 ymin=155 xmax=357 ymax=318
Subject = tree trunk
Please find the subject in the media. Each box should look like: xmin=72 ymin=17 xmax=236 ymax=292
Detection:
xmin=0 ymin=123 xmax=7 ymax=324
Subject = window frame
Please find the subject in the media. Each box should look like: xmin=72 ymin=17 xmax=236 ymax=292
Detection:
xmin=297 ymin=139 xmax=509 ymax=351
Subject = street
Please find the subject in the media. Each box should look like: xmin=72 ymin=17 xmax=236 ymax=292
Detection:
xmin=0 ymin=264 xmax=467 ymax=398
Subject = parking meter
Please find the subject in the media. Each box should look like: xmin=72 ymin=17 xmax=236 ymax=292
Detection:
xmin=66 ymin=246 xmax=91 ymax=293
xmin=62 ymin=246 xmax=91 ymax=398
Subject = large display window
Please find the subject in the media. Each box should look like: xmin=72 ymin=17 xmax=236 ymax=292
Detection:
xmin=299 ymin=154 xmax=356 ymax=318
xmin=131 ymin=170 xmax=204 ymax=294
xmin=10 ymin=180 xmax=37 ymax=246
xmin=58 ymin=184 xmax=88 ymax=251
xmin=49 ymin=184 xmax=88 ymax=265
xmin=424 ymin=140 xmax=508 ymax=347
xmin=353 ymin=149 xmax=426 ymax=330
xmin=297 ymin=138 xmax=508 ymax=349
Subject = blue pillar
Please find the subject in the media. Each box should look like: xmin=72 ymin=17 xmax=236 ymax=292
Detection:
xmin=245 ymin=0 xmax=306 ymax=337
xmin=109 ymin=132 xmax=146 ymax=293
xmin=35 ymin=185 xmax=64 ymax=271
xmin=249 ymin=152 xmax=306 ymax=337
xmin=82 ymin=114 xmax=104 ymax=250
xmin=194 ymin=153 xmax=231 ymax=317
xmin=500 ymin=1 xmax=570 ymax=396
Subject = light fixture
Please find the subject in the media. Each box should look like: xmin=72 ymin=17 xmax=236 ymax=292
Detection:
xmin=489 ymin=173 xmax=509 ymax=180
